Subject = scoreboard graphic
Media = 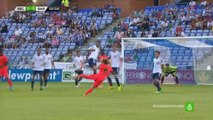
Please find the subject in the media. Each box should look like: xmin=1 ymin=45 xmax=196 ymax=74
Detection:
xmin=14 ymin=6 xmax=60 ymax=12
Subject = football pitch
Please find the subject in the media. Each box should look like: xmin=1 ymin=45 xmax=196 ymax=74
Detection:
xmin=0 ymin=83 xmax=212 ymax=120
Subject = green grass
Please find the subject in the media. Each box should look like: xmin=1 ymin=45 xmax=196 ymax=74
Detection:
xmin=0 ymin=83 xmax=213 ymax=120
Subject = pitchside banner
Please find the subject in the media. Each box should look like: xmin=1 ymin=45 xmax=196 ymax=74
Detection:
xmin=125 ymin=69 xmax=196 ymax=84
xmin=2 ymin=69 xmax=62 ymax=82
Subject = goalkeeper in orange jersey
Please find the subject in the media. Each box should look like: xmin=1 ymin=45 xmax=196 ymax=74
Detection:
xmin=73 ymin=59 xmax=112 ymax=96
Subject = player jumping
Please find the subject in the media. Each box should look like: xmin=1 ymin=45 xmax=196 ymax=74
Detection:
xmin=161 ymin=64 xmax=179 ymax=85
xmin=0 ymin=48 xmax=14 ymax=91
xmin=87 ymin=41 xmax=100 ymax=74
xmin=73 ymin=59 xmax=112 ymax=96
xmin=152 ymin=51 xmax=164 ymax=94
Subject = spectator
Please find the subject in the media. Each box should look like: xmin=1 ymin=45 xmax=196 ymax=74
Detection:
xmin=19 ymin=56 xmax=29 ymax=69
xmin=207 ymin=19 xmax=213 ymax=29
xmin=114 ymin=29 xmax=124 ymax=41
xmin=51 ymin=36 xmax=59 ymax=48
xmin=71 ymin=2 xmax=79 ymax=12
xmin=46 ymin=27 xmax=54 ymax=38
xmin=0 ymin=22 xmax=8 ymax=33
xmin=152 ymin=30 xmax=159 ymax=37
xmin=0 ymin=36 xmax=4 ymax=45
xmin=112 ymin=9 xmax=119 ymax=19
xmin=175 ymin=24 xmax=183 ymax=36
xmin=189 ymin=0 xmax=196 ymax=9
xmin=56 ymin=27 xmax=64 ymax=35
xmin=140 ymin=31 xmax=146 ymax=37
xmin=127 ymin=29 xmax=136 ymax=37
xmin=89 ymin=21 xmax=97 ymax=37
xmin=201 ymin=0 xmax=207 ymax=7
xmin=131 ymin=16 xmax=140 ymax=26
xmin=14 ymin=26 xmax=22 ymax=37
xmin=106 ymin=35 xmax=114 ymax=48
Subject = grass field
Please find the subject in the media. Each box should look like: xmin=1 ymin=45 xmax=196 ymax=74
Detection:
xmin=0 ymin=82 xmax=213 ymax=120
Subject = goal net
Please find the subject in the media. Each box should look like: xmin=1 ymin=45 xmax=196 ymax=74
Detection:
xmin=121 ymin=37 xmax=213 ymax=85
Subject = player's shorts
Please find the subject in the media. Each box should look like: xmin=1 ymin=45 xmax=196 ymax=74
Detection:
xmin=112 ymin=67 xmax=119 ymax=74
xmin=152 ymin=73 xmax=161 ymax=80
xmin=88 ymin=58 xmax=97 ymax=68
xmin=0 ymin=68 xmax=9 ymax=78
xmin=75 ymin=69 xmax=83 ymax=75
xmin=43 ymin=69 xmax=51 ymax=75
xmin=163 ymin=71 xmax=176 ymax=77
xmin=93 ymin=80 xmax=103 ymax=88
xmin=33 ymin=70 xmax=43 ymax=76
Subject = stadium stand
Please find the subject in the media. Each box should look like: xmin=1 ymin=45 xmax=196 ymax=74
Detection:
xmin=0 ymin=1 xmax=212 ymax=69
xmin=0 ymin=5 xmax=121 ymax=68
xmin=89 ymin=2 xmax=213 ymax=69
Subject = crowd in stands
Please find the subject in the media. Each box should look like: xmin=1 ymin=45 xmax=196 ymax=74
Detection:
xmin=0 ymin=0 xmax=118 ymax=50
xmin=102 ymin=0 xmax=213 ymax=49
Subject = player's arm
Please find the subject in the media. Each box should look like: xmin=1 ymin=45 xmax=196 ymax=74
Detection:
xmin=87 ymin=46 xmax=95 ymax=51
xmin=51 ymin=56 xmax=55 ymax=69
xmin=161 ymin=58 xmax=165 ymax=69
xmin=119 ymin=52 xmax=123 ymax=67
xmin=108 ymin=52 xmax=112 ymax=66
xmin=31 ymin=56 xmax=35 ymax=68
xmin=79 ymin=59 xmax=84 ymax=70
xmin=51 ymin=61 xmax=55 ymax=69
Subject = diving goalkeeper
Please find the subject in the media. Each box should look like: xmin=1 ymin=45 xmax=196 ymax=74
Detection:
xmin=161 ymin=64 xmax=179 ymax=85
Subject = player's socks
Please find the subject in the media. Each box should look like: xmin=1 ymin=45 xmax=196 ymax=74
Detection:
xmin=161 ymin=77 xmax=164 ymax=84
xmin=31 ymin=81 xmax=35 ymax=91
xmin=84 ymin=88 xmax=93 ymax=96
xmin=107 ymin=77 xmax=113 ymax=86
xmin=115 ymin=77 xmax=120 ymax=87
xmin=44 ymin=79 xmax=48 ymax=87
xmin=153 ymin=81 xmax=161 ymax=92
xmin=175 ymin=77 xmax=179 ymax=85
xmin=40 ymin=80 xmax=43 ymax=91
xmin=6 ymin=78 xmax=13 ymax=87
xmin=75 ymin=78 xmax=78 ymax=86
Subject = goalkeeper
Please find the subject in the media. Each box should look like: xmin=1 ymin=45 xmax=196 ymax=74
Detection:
xmin=161 ymin=64 xmax=179 ymax=85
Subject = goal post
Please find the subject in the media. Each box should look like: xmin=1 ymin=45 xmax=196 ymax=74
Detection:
xmin=121 ymin=36 xmax=213 ymax=85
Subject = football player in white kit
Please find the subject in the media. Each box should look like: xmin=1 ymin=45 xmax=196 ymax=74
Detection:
xmin=87 ymin=41 xmax=100 ymax=74
xmin=152 ymin=51 xmax=164 ymax=93
xmin=31 ymin=48 xmax=45 ymax=91
xmin=43 ymin=48 xmax=55 ymax=88
xmin=73 ymin=50 xmax=84 ymax=87
xmin=107 ymin=45 xmax=122 ymax=91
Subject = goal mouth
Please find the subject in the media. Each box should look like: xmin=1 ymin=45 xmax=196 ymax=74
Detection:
xmin=121 ymin=36 xmax=213 ymax=85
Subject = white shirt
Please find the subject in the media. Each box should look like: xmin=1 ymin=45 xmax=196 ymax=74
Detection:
xmin=109 ymin=51 xmax=120 ymax=68
xmin=43 ymin=53 xmax=53 ymax=69
xmin=14 ymin=28 xmax=22 ymax=36
xmin=73 ymin=56 xmax=84 ymax=70
xmin=32 ymin=54 xmax=44 ymax=71
xmin=189 ymin=1 xmax=196 ymax=6
xmin=201 ymin=1 xmax=207 ymax=6
xmin=88 ymin=45 xmax=100 ymax=60
xmin=133 ymin=17 xmax=140 ymax=23
xmin=153 ymin=57 xmax=164 ymax=74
